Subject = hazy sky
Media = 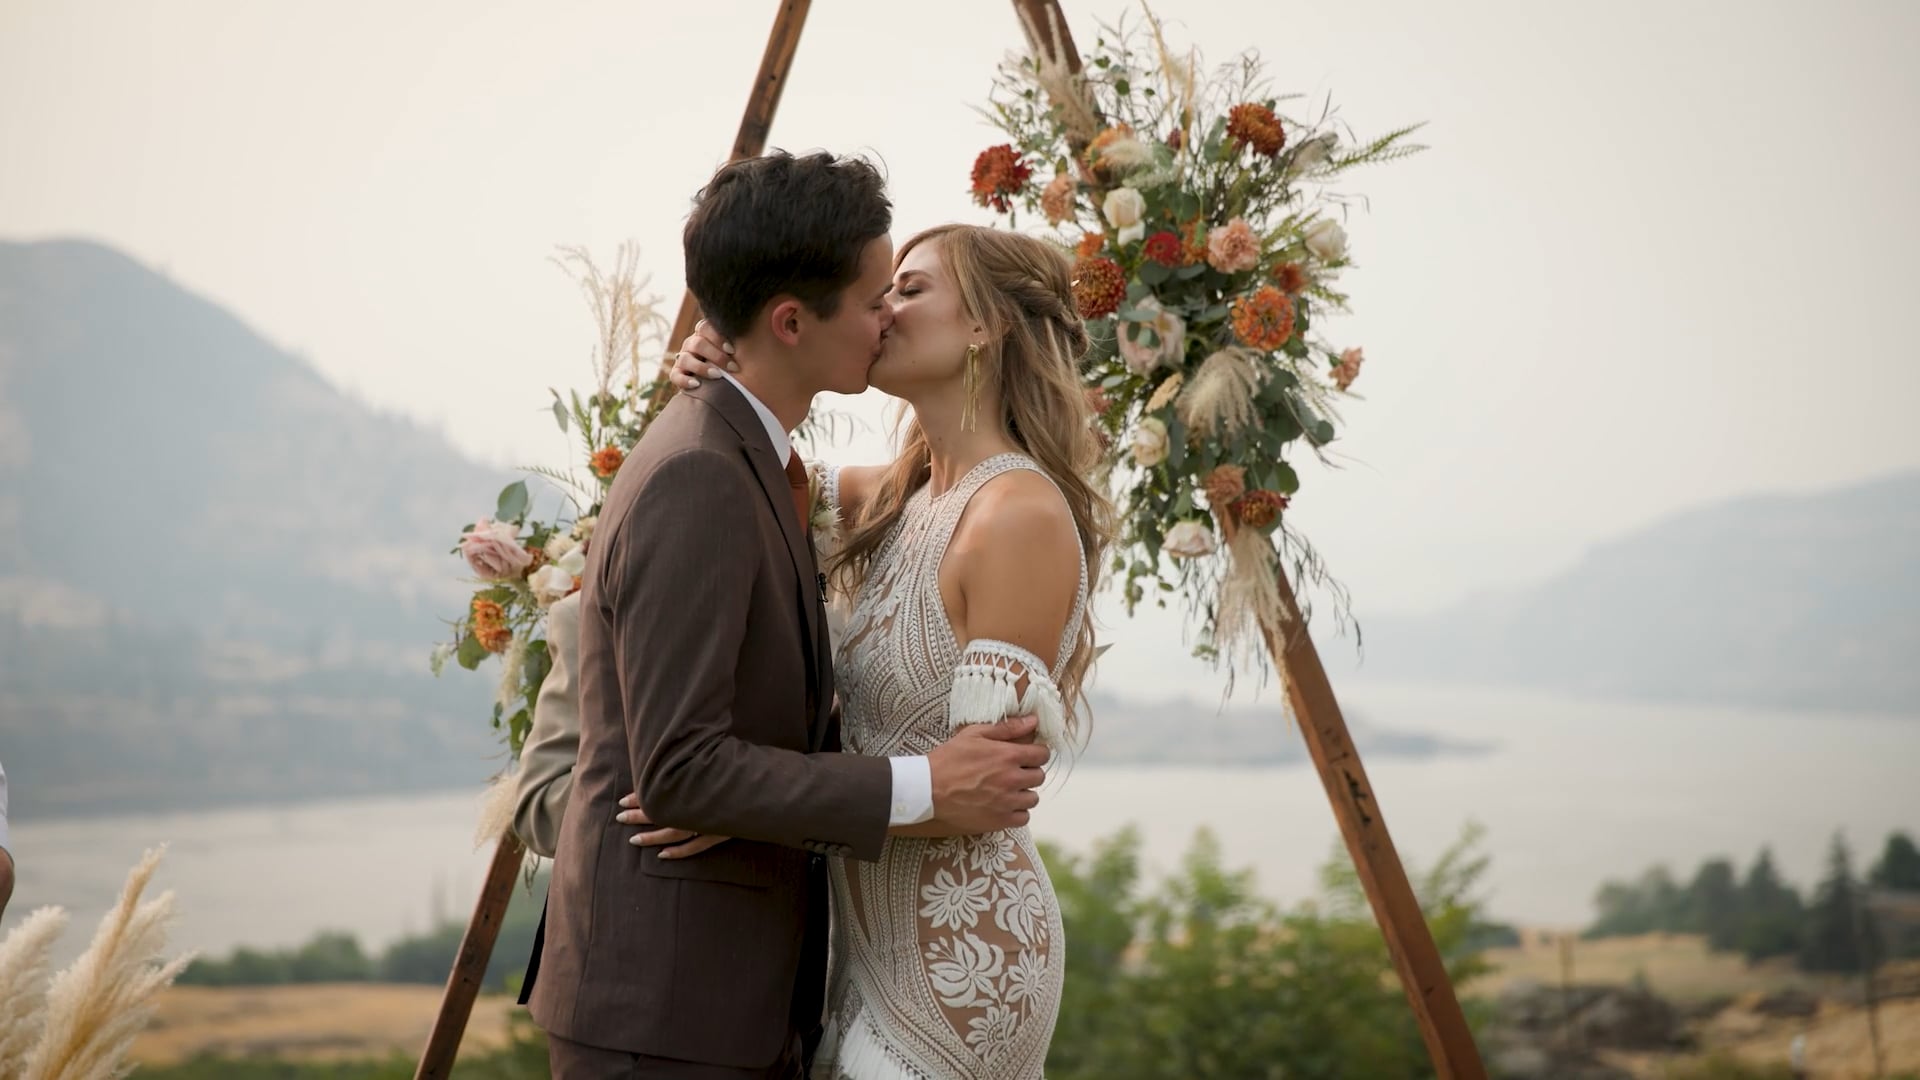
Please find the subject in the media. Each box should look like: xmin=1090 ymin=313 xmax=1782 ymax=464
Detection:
xmin=4 ymin=0 xmax=1917 ymax=702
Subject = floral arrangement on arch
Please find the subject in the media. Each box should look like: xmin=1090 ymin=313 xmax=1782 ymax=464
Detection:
xmin=972 ymin=6 xmax=1423 ymax=669
xmin=429 ymin=246 xmax=853 ymax=757
xmin=428 ymin=244 xmax=672 ymax=757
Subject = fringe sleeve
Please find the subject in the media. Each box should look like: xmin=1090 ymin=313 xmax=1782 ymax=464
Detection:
xmin=948 ymin=638 xmax=1071 ymax=755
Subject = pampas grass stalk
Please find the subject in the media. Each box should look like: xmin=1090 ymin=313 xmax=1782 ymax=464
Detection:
xmin=0 ymin=907 xmax=70 ymax=1076
xmin=23 ymin=846 xmax=191 ymax=1080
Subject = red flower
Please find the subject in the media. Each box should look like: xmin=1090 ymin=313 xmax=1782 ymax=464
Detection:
xmin=970 ymin=144 xmax=1033 ymax=213
xmin=1232 ymin=489 xmax=1290 ymax=531
xmin=1071 ymin=257 xmax=1127 ymax=319
xmin=1274 ymin=261 xmax=1309 ymax=296
xmin=1143 ymin=231 xmax=1183 ymax=266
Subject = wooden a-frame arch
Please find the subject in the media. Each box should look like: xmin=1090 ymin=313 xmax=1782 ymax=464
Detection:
xmin=415 ymin=4 xmax=1485 ymax=1076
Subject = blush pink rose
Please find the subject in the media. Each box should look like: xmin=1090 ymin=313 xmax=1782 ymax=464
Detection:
xmin=461 ymin=517 xmax=532 ymax=580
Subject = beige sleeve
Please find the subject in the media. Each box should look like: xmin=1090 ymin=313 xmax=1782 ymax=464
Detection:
xmin=512 ymin=591 xmax=583 ymax=858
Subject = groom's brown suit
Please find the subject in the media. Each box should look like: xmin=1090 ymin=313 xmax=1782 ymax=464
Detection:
xmin=526 ymin=378 xmax=892 ymax=1076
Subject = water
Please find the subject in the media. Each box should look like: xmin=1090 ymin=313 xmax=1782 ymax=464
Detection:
xmin=7 ymin=682 xmax=1916 ymax=968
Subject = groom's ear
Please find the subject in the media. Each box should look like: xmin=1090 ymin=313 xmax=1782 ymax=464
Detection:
xmin=766 ymin=298 xmax=805 ymax=347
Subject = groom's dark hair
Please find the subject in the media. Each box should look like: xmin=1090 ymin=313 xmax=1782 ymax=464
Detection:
xmin=683 ymin=150 xmax=892 ymax=339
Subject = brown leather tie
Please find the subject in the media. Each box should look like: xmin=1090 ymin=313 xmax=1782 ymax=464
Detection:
xmin=784 ymin=449 xmax=811 ymax=536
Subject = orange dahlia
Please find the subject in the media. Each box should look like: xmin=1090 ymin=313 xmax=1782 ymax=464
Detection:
xmin=1075 ymin=232 xmax=1106 ymax=258
xmin=1233 ymin=488 xmax=1290 ymax=531
xmin=1143 ymin=230 xmax=1183 ymax=266
xmin=1226 ymin=102 xmax=1286 ymax=156
xmin=970 ymin=144 xmax=1033 ymax=213
xmin=1230 ymin=285 xmax=1295 ymax=351
xmin=590 ymin=445 xmax=625 ymax=479
xmin=1071 ymin=256 xmax=1127 ymax=319
xmin=1274 ymin=261 xmax=1309 ymax=295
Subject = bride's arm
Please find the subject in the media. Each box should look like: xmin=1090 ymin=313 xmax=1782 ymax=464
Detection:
xmin=943 ymin=471 xmax=1084 ymax=756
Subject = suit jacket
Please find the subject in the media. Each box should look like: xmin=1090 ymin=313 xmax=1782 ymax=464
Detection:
xmin=512 ymin=591 xmax=582 ymax=860
xmin=525 ymin=378 xmax=892 ymax=1067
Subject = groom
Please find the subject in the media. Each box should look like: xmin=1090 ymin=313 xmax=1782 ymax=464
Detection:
xmin=525 ymin=151 xmax=1051 ymax=1079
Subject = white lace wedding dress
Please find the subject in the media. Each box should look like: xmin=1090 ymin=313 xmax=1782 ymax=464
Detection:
xmin=810 ymin=453 xmax=1084 ymax=1080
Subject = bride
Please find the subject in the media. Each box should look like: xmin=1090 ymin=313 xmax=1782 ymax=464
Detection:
xmin=672 ymin=223 xmax=1112 ymax=1078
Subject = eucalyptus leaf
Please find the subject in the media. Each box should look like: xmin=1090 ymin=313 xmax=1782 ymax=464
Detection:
xmin=456 ymin=633 xmax=487 ymax=671
xmin=496 ymin=480 xmax=530 ymax=523
xmin=1137 ymin=262 xmax=1172 ymax=286
xmin=1274 ymin=460 xmax=1301 ymax=494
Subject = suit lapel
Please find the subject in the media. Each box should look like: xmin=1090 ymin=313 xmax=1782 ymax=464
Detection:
xmin=686 ymin=380 xmax=828 ymax=730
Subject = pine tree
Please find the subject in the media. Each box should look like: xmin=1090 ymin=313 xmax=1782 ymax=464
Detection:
xmin=1868 ymin=832 xmax=1920 ymax=891
xmin=1686 ymin=858 xmax=1742 ymax=951
xmin=1799 ymin=833 xmax=1878 ymax=974
xmin=1738 ymin=847 xmax=1804 ymax=962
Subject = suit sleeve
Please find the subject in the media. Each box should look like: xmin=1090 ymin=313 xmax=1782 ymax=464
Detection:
xmin=512 ymin=592 xmax=582 ymax=859
xmin=610 ymin=449 xmax=890 ymax=860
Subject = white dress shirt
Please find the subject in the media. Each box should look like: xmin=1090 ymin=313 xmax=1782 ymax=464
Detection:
xmin=719 ymin=373 xmax=935 ymax=827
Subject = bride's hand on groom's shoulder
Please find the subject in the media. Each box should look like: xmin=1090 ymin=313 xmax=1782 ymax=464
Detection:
xmin=616 ymin=792 xmax=731 ymax=859
xmin=670 ymin=319 xmax=737 ymax=390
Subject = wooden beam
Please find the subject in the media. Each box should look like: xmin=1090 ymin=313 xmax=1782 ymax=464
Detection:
xmin=413 ymin=832 xmax=525 ymax=1079
xmin=1006 ymin=0 xmax=1489 ymax=1072
xmin=1261 ymin=571 xmax=1487 ymax=1078
xmin=644 ymin=0 xmax=814 ymax=420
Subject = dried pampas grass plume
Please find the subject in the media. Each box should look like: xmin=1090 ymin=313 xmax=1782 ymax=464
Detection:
xmin=1177 ymin=348 xmax=1264 ymax=439
xmin=1015 ymin=7 xmax=1102 ymax=148
xmin=23 ymin=846 xmax=192 ymax=1080
xmin=475 ymin=769 xmax=520 ymax=852
xmin=1215 ymin=524 xmax=1293 ymax=696
xmin=0 ymin=908 xmax=70 ymax=1076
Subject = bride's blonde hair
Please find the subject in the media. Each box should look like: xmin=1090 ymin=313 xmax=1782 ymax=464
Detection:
xmin=829 ymin=224 xmax=1114 ymax=725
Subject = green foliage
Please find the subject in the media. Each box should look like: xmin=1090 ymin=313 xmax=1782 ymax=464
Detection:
xmin=1041 ymin=824 xmax=1496 ymax=1079
xmin=1583 ymin=830 xmax=1920 ymax=970
xmin=180 ymin=873 xmax=548 ymax=992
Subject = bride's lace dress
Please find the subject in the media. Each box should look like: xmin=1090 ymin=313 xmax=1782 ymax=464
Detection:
xmin=810 ymin=453 xmax=1084 ymax=1080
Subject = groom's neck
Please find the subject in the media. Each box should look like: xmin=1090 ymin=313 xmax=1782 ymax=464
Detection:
xmin=728 ymin=350 xmax=812 ymax=435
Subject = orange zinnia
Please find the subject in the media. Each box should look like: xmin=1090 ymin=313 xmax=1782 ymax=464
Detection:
xmin=1226 ymin=102 xmax=1286 ymax=156
xmin=590 ymin=446 xmax=625 ymax=479
xmin=1231 ymin=285 xmax=1295 ymax=351
xmin=1075 ymin=232 xmax=1106 ymax=258
xmin=970 ymin=144 xmax=1033 ymax=213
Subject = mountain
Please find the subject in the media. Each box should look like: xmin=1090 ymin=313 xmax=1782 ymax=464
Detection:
xmin=0 ymin=239 xmax=510 ymax=816
xmin=1349 ymin=472 xmax=1920 ymax=714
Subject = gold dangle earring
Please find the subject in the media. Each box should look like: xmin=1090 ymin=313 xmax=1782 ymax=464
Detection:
xmin=961 ymin=343 xmax=981 ymax=432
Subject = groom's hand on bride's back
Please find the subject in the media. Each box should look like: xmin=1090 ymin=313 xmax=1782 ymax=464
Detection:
xmin=925 ymin=714 xmax=1048 ymax=833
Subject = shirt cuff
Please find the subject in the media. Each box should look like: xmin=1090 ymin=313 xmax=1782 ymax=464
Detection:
xmin=886 ymin=755 xmax=935 ymax=826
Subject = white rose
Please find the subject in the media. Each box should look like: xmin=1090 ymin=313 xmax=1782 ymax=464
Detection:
xmin=543 ymin=532 xmax=579 ymax=562
xmin=528 ymin=564 xmax=575 ymax=607
xmin=1303 ymin=219 xmax=1348 ymax=264
xmin=1129 ymin=417 xmax=1170 ymax=467
xmin=1162 ymin=519 xmax=1217 ymax=559
xmin=1117 ymin=297 xmax=1186 ymax=375
xmin=1116 ymin=222 xmax=1146 ymax=247
xmin=570 ymin=515 xmax=597 ymax=543
xmin=556 ymin=548 xmax=587 ymax=579
xmin=1102 ymin=188 xmax=1146 ymax=230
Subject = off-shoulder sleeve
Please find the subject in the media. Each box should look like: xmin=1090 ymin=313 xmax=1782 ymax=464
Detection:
xmin=947 ymin=638 xmax=1071 ymax=755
